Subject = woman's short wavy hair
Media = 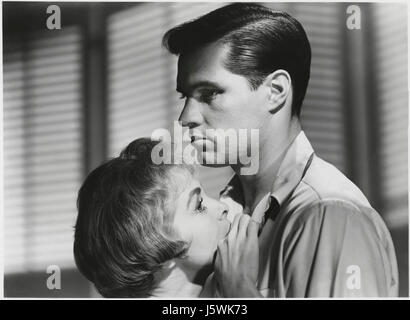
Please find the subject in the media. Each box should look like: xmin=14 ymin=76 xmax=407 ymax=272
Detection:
xmin=74 ymin=138 xmax=194 ymax=297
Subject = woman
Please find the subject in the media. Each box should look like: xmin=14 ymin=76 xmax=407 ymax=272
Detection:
xmin=74 ymin=138 xmax=259 ymax=297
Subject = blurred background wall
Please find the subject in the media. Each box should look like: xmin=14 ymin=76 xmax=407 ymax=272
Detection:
xmin=2 ymin=2 xmax=408 ymax=297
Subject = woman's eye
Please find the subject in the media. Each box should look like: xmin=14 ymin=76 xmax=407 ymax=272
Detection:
xmin=196 ymin=197 xmax=207 ymax=214
xmin=178 ymin=93 xmax=186 ymax=100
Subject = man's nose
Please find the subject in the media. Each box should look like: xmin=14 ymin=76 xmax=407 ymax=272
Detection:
xmin=178 ymin=98 xmax=203 ymax=129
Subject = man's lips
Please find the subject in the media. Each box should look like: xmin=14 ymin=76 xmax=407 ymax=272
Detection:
xmin=190 ymin=136 xmax=212 ymax=151
xmin=190 ymin=136 xmax=207 ymax=143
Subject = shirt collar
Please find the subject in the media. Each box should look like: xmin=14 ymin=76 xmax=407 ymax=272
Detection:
xmin=220 ymin=131 xmax=315 ymax=221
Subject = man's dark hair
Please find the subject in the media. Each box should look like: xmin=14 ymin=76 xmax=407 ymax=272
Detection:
xmin=162 ymin=3 xmax=311 ymax=117
xmin=74 ymin=138 xmax=191 ymax=297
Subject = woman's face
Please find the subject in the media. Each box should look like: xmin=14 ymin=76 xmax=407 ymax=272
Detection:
xmin=170 ymin=169 xmax=231 ymax=276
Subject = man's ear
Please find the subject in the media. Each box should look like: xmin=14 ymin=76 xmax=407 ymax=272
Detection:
xmin=264 ymin=69 xmax=291 ymax=115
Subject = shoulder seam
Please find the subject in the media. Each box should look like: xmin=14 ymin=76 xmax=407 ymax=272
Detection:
xmin=298 ymin=180 xmax=365 ymax=213
xmin=289 ymin=198 xmax=369 ymax=236
xmin=299 ymin=179 xmax=322 ymax=201
xmin=306 ymin=198 xmax=363 ymax=214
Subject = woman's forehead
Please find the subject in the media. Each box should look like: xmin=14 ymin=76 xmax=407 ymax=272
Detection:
xmin=167 ymin=165 xmax=198 ymax=192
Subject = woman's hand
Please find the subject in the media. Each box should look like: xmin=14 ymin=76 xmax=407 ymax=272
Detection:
xmin=214 ymin=213 xmax=262 ymax=297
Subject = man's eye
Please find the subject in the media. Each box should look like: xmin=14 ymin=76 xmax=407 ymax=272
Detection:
xmin=199 ymin=90 xmax=220 ymax=103
xmin=178 ymin=93 xmax=186 ymax=100
xmin=196 ymin=197 xmax=207 ymax=214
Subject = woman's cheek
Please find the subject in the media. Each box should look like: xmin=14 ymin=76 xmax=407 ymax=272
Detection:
xmin=176 ymin=217 xmax=196 ymax=242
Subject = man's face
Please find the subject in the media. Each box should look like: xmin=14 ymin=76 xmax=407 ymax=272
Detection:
xmin=176 ymin=41 xmax=269 ymax=167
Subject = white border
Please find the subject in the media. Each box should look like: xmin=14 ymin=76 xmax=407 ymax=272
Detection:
xmin=0 ymin=0 xmax=4 ymax=301
xmin=0 ymin=0 xmax=409 ymax=301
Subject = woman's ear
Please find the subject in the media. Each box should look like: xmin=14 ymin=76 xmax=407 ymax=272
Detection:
xmin=154 ymin=259 xmax=177 ymax=282
xmin=162 ymin=260 xmax=177 ymax=271
xmin=264 ymin=69 xmax=291 ymax=115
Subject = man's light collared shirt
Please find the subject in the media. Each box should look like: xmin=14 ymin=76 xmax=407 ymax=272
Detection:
xmin=202 ymin=131 xmax=398 ymax=298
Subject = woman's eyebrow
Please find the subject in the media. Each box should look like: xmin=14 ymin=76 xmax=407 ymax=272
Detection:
xmin=187 ymin=187 xmax=201 ymax=209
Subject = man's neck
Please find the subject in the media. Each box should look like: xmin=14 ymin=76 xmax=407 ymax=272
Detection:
xmin=234 ymin=120 xmax=301 ymax=213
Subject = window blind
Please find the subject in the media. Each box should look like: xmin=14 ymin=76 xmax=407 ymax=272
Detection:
xmin=3 ymin=27 xmax=83 ymax=273
xmin=372 ymin=3 xmax=408 ymax=228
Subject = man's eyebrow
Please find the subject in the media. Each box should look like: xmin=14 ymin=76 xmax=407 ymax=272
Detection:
xmin=187 ymin=187 xmax=201 ymax=209
xmin=177 ymin=80 xmax=221 ymax=94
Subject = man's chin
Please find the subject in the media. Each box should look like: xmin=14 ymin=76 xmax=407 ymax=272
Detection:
xmin=200 ymin=162 xmax=229 ymax=168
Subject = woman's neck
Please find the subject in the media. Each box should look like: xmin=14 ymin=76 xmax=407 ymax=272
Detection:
xmin=150 ymin=263 xmax=203 ymax=298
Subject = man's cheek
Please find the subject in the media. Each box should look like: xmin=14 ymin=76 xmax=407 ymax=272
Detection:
xmin=204 ymin=110 xmax=229 ymax=126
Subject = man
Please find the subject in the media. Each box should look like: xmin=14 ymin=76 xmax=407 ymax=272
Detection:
xmin=162 ymin=3 xmax=398 ymax=297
